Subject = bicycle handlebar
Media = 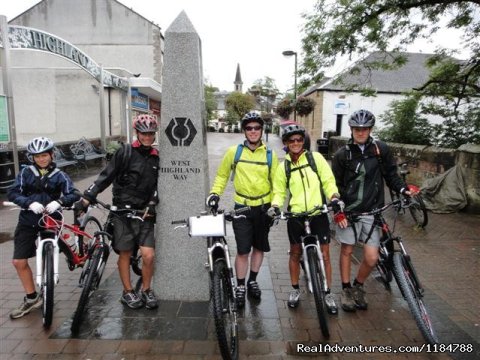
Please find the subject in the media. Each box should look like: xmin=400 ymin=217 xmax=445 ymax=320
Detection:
xmin=272 ymin=204 xmax=331 ymax=222
xmin=346 ymin=199 xmax=402 ymax=218
xmin=171 ymin=206 xmax=250 ymax=227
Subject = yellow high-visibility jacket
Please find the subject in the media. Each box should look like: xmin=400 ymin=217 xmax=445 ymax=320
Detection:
xmin=210 ymin=142 xmax=279 ymax=206
xmin=272 ymin=151 xmax=339 ymax=213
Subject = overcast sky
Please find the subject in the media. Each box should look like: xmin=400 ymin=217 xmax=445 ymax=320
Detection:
xmin=2 ymin=0 xmax=318 ymax=94
xmin=2 ymin=0 xmax=467 ymax=95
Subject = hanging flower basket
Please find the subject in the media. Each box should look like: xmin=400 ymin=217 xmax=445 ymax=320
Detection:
xmin=295 ymin=97 xmax=316 ymax=117
xmin=276 ymin=98 xmax=294 ymax=119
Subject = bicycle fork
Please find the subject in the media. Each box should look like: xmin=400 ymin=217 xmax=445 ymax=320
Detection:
xmin=36 ymin=238 xmax=60 ymax=287
xmin=302 ymin=241 xmax=328 ymax=294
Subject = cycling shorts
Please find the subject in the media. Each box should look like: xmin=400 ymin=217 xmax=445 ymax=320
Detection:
xmin=287 ymin=214 xmax=330 ymax=245
xmin=232 ymin=203 xmax=271 ymax=255
xmin=111 ymin=215 xmax=155 ymax=252
xmin=336 ymin=215 xmax=380 ymax=247
xmin=13 ymin=223 xmax=38 ymax=259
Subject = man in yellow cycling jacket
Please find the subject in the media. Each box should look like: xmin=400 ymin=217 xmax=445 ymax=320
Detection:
xmin=268 ymin=124 xmax=347 ymax=312
xmin=206 ymin=112 xmax=279 ymax=308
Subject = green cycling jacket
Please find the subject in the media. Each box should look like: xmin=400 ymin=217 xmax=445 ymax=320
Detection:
xmin=210 ymin=142 xmax=279 ymax=206
xmin=272 ymin=151 xmax=339 ymax=213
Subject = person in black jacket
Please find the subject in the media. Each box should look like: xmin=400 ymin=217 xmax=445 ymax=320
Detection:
xmin=332 ymin=110 xmax=409 ymax=312
xmin=82 ymin=114 xmax=160 ymax=310
xmin=8 ymin=137 xmax=79 ymax=319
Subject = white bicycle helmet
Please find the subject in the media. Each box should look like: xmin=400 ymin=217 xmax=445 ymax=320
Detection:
xmin=26 ymin=137 xmax=55 ymax=155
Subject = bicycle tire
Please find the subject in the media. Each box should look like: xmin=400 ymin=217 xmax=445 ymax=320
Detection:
xmin=79 ymin=216 xmax=102 ymax=254
xmin=71 ymin=246 xmax=103 ymax=333
xmin=392 ymin=253 xmax=438 ymax=344
xmin=306 ymin=247 xmax=329 ymax=338
xmin=409 ymin=194 xmax=428 ymax=228
xmin=42 ymin=242 xmax=55 ymax=328
xmin=212 ymin=259 xmax=238 ymax=360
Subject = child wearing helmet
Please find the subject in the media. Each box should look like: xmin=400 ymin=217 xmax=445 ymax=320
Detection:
xmin=7 ymin=137 xmax=80 ymax=320
xmin=81 ymin=114 xmax=160 ymax=310
xmin=269 ymin=125 xmax=347 ymax=312
xmin=206 ymin=111 xmax=279 ymax=308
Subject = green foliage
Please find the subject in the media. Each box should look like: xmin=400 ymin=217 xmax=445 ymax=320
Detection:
xmin=204 ymin=84 xmax=218 ymax=121
xmin=276 ymin=98 xmax=294 ymax=119
xmin=300 ymin=0 xmax=480 ymax=146
xmin=225 ymin=91 xmax=256 ymax=119
xmin=295 ymin=96 xmax=316 ymax=117
xmin=377 ymin=95 xmax=432 ymax=145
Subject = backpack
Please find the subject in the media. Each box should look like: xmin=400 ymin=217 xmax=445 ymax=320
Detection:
xmin=284 ymin=151 xmax=326 ymax=204
xmin=230 ymin=144 xmax=273 ymax=181
xmin=345 ymin=139 xmax=385 ymax=176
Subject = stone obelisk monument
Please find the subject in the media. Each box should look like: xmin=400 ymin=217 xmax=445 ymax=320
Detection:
xmin=155 ymin=11 xmax=210 ymax=300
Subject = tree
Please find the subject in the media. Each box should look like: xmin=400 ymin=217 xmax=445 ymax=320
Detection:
xmin=204 ymin=84 xmax=218 ymax=122
xmin=300 ymin=0 xmax=480 ymax=146
xmin=225 ymin=91 xmax=256 ymax=120
xmin=248 ymin=77 xmax=280 ymax=112
xmin=377 ymin=95 xmax=432 ymax=145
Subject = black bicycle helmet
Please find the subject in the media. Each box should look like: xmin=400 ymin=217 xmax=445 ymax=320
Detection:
xmin=348 ymin=109 xmax=375 ymax=128
xmin=26 ymin=137 xmax=55 ymax=155
xmin=241 ymin=112 xmax=264 ymax=129
xmin=133 ymin=114 xmax=159 ymax=133
xmin=282 ymin=124 xmax=306 ymax=142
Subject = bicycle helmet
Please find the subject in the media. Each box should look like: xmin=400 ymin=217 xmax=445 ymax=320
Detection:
xmin=282 ymin=124 xmax=305 ymax=142
xmin=348 ymin=109 xmax=375 ymax=128
xmin=241 ymin=112 xmax=264 ymax=130
xmin=133 ymin=114 xmax=159 ymax=133
xmin=26 ymin=137 xmax=54 ymax=155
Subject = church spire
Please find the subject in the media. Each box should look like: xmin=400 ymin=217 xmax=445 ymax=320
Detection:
xmin=234 ymin=63 xmax=243 ymax=92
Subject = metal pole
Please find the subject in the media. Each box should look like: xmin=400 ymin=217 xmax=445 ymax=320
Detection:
xmin=0 ymin=16 xmax=20 ymax=175
xmin=293 ymin=52 xmax=297 ymax=122
xmin=99 ymin=64 xmax=106 ymax=149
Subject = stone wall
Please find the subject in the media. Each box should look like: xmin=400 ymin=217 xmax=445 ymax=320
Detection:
xmin=328 ymin=137 xmax=480 ymax=213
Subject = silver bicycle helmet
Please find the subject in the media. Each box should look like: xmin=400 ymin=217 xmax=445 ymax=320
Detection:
xmin=133 ymin=114 xmax=159 ymax=133
xmin=348 ymin=109 xmax=376 ymax=128
xmin=26 ymin=137 xmax=55 ymax=155
xmin=241 ymin=112 xmax=264 ymax=129
xmin=282 ymin=124 xmax=306 ymax=142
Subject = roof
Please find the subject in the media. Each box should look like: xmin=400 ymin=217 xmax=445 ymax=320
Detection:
xmin=303 ymin=52 xmax=438 ymax=96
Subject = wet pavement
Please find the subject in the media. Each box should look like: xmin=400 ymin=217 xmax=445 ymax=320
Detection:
xmin=0 ymin=132 xmax=479 ymax=359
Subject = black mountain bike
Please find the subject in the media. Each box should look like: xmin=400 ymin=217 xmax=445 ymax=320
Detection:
xmin=348 ymin=199 xmax=438 ymax=345
xmin=70 ymin=197 xmax=144 ymax=333
xmin=172 ymin=205 xmax=248 ymax=360
xmin=272 ymin=204 xmax=331 ymax=338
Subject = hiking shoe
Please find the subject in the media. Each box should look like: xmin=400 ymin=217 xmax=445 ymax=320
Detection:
xmin=10 ymin=294 xmax=43 ymax=319
xmin=247 ymin=280 xmax=262 ymax=299
xmin=340 ymin=288 xmax=356 ymax=312
xmin=288 ymin=288 xmax=301 ymax=308
xmin=141 ymin=289 xmax=159 ymax=309
xmin=352 ymin=284 xmax=368 ymax=310
xmin=235 ymin=285 xmax=246 ymax=308
xmin=120 ymin=290 xmax=144 ymax=309
xmin=325 ymin=293 xmax=338 ymax=315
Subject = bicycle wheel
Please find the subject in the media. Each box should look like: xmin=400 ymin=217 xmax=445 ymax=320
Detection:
xmin=392 ymin=253 xmax=438 ymax=344
xmin=409 ymin=195 xmax=428 ymax=228
xmin=79 ymin=216 xmax=102 ymax=254
xmin=42 ymin=242 xmax=55 ymax=328
xmin=71 ymin=246 xmax=103 ymax=333
xmin=212 ymin=259 xmax=238 ymax=360
xmin=306 ymin=247 xmax=329 ymax=338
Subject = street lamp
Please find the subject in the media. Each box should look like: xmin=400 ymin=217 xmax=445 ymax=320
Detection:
xmin=282 ymin=50 xmax=297 ymax=121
